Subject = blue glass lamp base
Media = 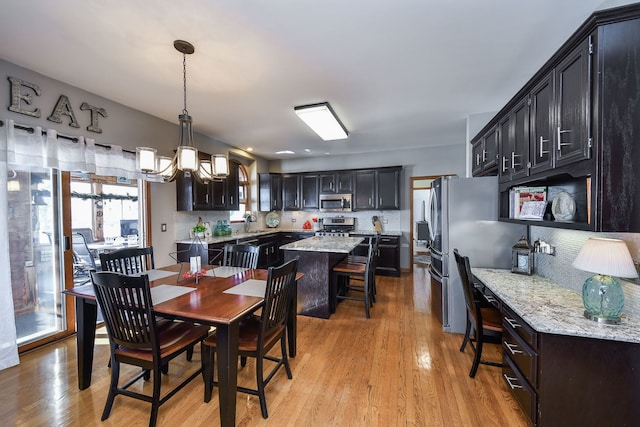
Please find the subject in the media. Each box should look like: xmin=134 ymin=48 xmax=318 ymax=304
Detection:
xmin=582 ymin=274 xmax=624 ymax=325
xmin=583 ymin=310 xmax=621 ymax=324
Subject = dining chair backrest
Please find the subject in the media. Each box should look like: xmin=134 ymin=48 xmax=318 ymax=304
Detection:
xmin=90 ymin=270 xmax=157 ymax=352
xmin=100 ymin=246 xmax=155 ymax=275
xmin=73 ymin=232 xmax=97 ymax=270
xmin=260 ymin=258 xmax=298 ymax=344
xmin=223 ymin=244 xmax=260 ymax=269
xmin=453 ymin=249 xmax=479 ymax=321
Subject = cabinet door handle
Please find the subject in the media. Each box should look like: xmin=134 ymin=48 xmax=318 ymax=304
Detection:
xmin=539 ymin=136 xmax=550 ymax=157
xmin=368 ymin=197 xmax=372 ymax=205
xmin=205 ymin=194 xmax=209 ymax=204
xmin=504 ymin=317 xmax=521 ymax=329
xmin=501 ymin=156 xmax=509 ymax=173
xmin=485 ymin=295 xmax=497 ymax=303
xmin=379 ymin=197 xmax=383 ymax=205
xmin=476 ymin=153 xmax=481 ymax=166
xmin=511 ymin=151 xmax=521 ymax=169
xmin=503 ymin=374 xmax=523 ymax=390
xmin=504 ymin=341 xmax=524 ymax=355
xmin=330 ymin=182 xmax=334 ymax=190
xmin=482 ymin=149 xmax=487 ymax=163
xmin=557 ymin=126 xmax=573 ymax=151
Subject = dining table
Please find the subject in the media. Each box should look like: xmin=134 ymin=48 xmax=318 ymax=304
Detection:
xmin=63 ymin=263 xmax=302 ymax=427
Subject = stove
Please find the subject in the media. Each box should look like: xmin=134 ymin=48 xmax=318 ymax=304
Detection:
xmin=315 ymin=216 xmax=355 ymax=237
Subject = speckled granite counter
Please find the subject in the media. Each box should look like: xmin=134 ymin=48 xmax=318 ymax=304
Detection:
xmin=280 ymin=236 xmax=364 ymax=253
xmin=282 ymin=236 xmax=363 ymax=319
xmin=473 ymin=268 xmax=640 ymax=344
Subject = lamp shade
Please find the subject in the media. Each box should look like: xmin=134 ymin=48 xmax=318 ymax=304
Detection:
xmin=136 ymin=147 xmax=157 ymax=172
xmin=572 ymin=237 xmax=638 ymax=278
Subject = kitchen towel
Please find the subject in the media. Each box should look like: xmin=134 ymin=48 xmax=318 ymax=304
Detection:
xmin=223 ymin=279 xmax=267 ymax=298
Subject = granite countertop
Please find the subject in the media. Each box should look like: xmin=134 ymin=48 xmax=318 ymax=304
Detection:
xmin=280 ymin=236 xmax=364 ymax=253
xmin=176 ymin=229 xmax=400 ymax=245
xmin=473 ymin=268 xmax=640 ymax=344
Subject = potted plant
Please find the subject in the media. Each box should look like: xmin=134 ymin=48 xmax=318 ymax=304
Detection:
xmin=192 ymin=217 xmax=207 ymax=238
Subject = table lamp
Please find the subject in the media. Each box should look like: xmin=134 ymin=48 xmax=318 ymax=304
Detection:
xmin=572 ymin=237 xmax=638 ymax=324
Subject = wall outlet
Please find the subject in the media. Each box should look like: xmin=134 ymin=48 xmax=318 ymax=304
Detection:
xmin=161 ymin=223 xmax=167 ymax=232
xmin=383 ymin=219 xmax=388 ymax=224
xmin=291 ymin=218 xmax=296 ymax=222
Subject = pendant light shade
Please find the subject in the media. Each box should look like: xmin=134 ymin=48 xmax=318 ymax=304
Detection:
xmin=136 ymin=40 xmax=228 ymax=183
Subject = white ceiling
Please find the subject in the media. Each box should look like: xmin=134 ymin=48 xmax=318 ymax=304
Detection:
xmin=0 ymin=0 xmax=623 ymax=160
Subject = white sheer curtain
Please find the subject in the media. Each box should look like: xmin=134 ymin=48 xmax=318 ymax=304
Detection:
xmin=0 ymin=119 xmax=144 ymax=370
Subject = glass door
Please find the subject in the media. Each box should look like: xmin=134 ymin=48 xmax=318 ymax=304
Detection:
xmin=8 ymin=167 xmax=68 ymax=348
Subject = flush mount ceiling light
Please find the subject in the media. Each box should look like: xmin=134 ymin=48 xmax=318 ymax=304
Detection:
xmin=136 ymin=40 xmax=228 ymax=183
xmin=294 ymin=102 xmax=348 ymax=141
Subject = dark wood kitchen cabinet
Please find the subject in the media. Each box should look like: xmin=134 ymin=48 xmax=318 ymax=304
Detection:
xmin=472 ymin=4 xmax=640 ymax=232
xmin=319 ymin=172 xmax=353 ymax=193
xmin=354 ymin=167 xmax=401 ymax=211
xmin=498 ymin=97 xmax=529 ymax=183
xmin=301 ymin=174 xmax=319 ymax=210
xmin=471 ymin=125 xmax=499 ymax=176
xmin=176 ymin=157 xmax=240 ymax=212
xmin=476 ymin=276 xmax=640 ymax=427
xmin=283 ymin=175 xmax=301 ymax=210
xmin=353 ymin=170 xmax=376 ymax=210
xmin=528 ymin=72 xmax=555 ymax=175
xmin=377 ymin=168 xmax=401 ymax=210
xmin=259 ymin=173 xmax=283 ymax=212
xmin=210 ymin=160 xmax=240 ymax=211
xmin=350 ymin=234 xmax=400 ymax=277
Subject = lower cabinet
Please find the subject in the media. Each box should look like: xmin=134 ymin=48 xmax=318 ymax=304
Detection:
xmin=257 ymin=233 xmax=281 ymax=268
xmin=479 ymin=288 xmax=640 ymax=426
xmin=350 ymin=234 xmax=400 ymax=277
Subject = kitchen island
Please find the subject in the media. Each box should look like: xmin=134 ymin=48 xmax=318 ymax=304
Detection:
xmin=281 ymin=236 xmax=364 ymax=318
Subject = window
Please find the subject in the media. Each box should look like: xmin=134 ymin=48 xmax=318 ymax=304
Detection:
xmin=230 ymin=164 xmax=250 ymax=222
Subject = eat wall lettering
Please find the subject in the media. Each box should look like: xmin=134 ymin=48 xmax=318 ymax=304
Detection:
xmin=7 ymin=76 xmax=108 ymax=134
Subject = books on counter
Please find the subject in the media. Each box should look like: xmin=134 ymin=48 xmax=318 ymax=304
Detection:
xmin=509 ymin=186 xmax=547 ymax=220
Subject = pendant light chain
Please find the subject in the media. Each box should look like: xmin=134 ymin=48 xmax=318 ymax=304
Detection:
xmin=182 ymin=52 xmax=188 ymax=115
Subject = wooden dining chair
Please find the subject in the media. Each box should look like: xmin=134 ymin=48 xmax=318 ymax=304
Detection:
xmin=202 ymin=258 xmax=298 ymax=419
xmin=100 ymin=246 xmax=155 ymax=274
xmin=453 ymin=249 xmax=503 ymax=378
xmin=331 ymin=239 xmax=375 ymax=318
xmin=346 ymin=234 xmax=380 ymax=302
xmin=90 ymin=271 xmax=210 ymax=427
xmin=222 ymin=243 xmax=260 ymax=269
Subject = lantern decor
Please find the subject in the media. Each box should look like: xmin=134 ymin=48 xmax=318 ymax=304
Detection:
xmin=512 ymin=236 xmax=534 ymax=275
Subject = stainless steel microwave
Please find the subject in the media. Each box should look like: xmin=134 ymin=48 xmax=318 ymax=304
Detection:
xmin=319 ymin=193 xmax=352 ymax=212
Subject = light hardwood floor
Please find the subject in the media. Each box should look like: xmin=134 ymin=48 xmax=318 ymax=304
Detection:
xmin=0 ymin=266 xmax=529 ymax=426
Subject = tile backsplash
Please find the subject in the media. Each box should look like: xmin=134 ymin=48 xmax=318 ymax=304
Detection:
xmin=531 ymin=227 xmax=640 ymax=319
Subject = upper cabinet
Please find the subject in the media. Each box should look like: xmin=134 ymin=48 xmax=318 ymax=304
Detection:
xmin=319 ymin=172 xmax=353 ymax=193
xmin=259 ymin=166 xmax=401 ymax=212
xmin=176 ymin=157 xmax=240 ymax=212
xmin=471 ymin=126 xmax=499 ymax=176
xmin=353 ymin=167 xmax=401 ymax=211
xmin=471 ymin=4 xmax=640 ymax=232
xmin=259 ymin=173 xmax=283 ymax=212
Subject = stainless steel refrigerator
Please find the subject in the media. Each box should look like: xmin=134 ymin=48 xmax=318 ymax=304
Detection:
xmin=428 ymin=175 xmax=526 ymax=333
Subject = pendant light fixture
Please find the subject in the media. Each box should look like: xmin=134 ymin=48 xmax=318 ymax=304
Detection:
xmin=136 ymin=40 xmax=228 ymax=182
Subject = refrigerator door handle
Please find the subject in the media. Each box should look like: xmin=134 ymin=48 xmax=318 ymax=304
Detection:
xmin=430 ymin=187 xmax=439 ymax=245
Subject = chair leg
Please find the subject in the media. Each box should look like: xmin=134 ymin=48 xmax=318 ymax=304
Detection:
xmin=102 ymin=357 xmax=119 ymax=421
xmin=256 ymin=352 xmax=268 ymax=418
xmin=281 ymin=335 xmax=292 ymax=379
xmin=469 ymin=336 xmax=483 ymax=378
xmin=460 ymin=316 xmax=471 ymax=352
xmin=187 ymin=345 xmax=194 ymax=362
xmin=202 ymin=345 xmax=214 ymax=403
xmin=363 ymin=281 xmax=370 ymax=318
xmin=240 ymin=356 xmax=247 ymax=367
xmin=149 ymin=365 xmax=162 ymax=427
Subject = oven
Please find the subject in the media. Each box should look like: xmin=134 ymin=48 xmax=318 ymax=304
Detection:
xmin=316 ymin=216 xmax=355 ymax=236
